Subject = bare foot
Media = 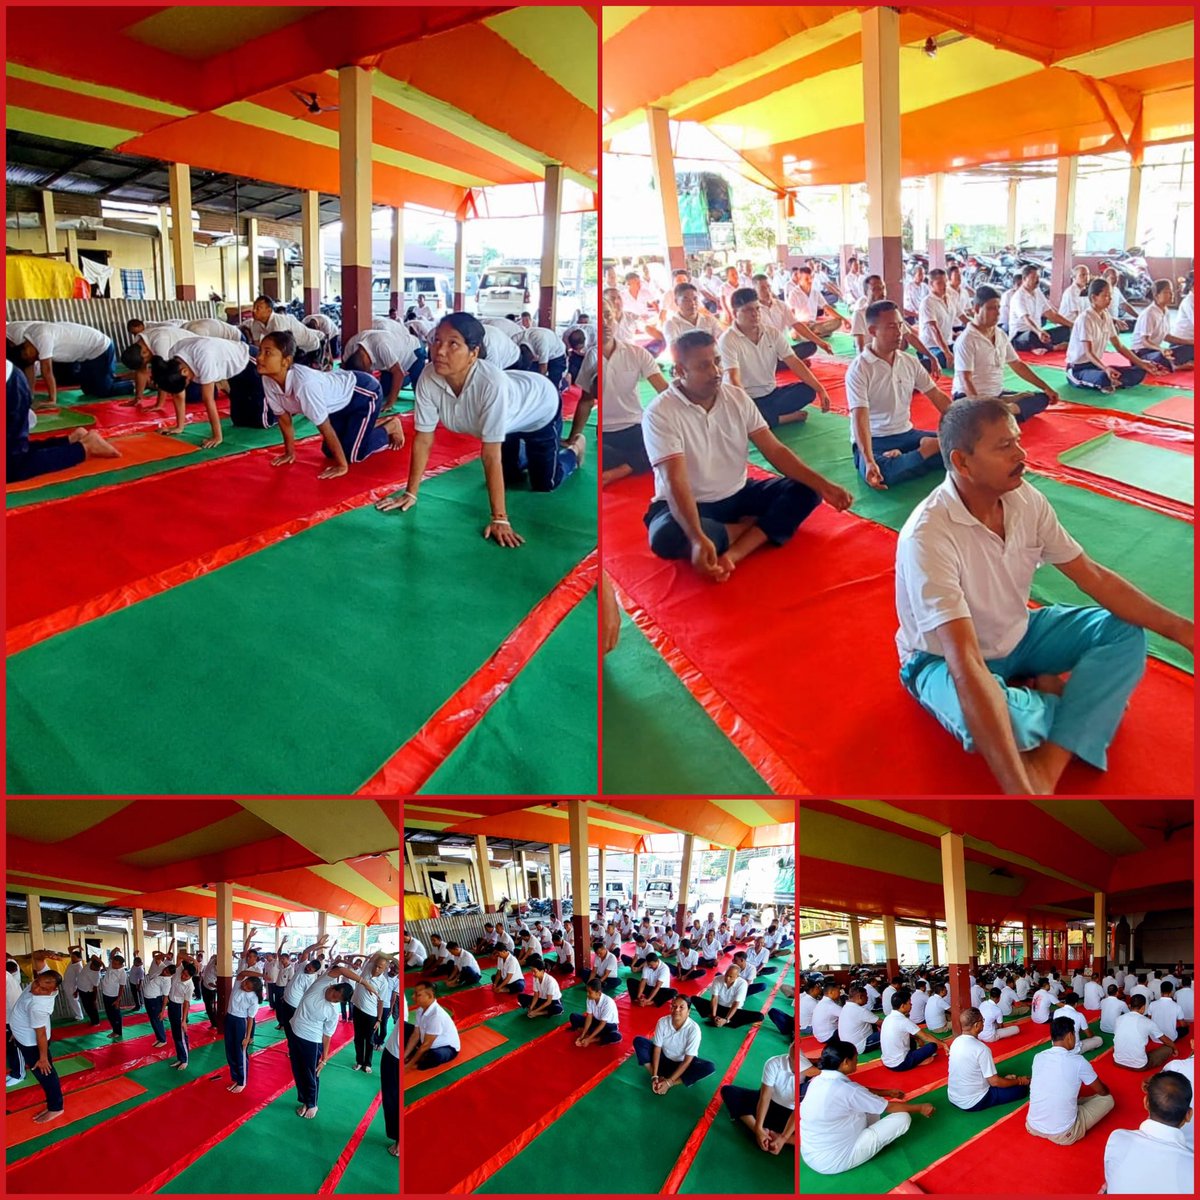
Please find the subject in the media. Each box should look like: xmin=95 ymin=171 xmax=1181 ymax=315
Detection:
xmin=80 ymin=431 xmax=121 ymax=459
xmin=32 ymin=1109 xmax=66 ymax=1124
xmin=229 ymin=1083 xmax=245 ymax=1093
xmin=569 ymin=433 xmax=587 ymax=469
xmin=383 ymin=416 xmax=405 ymax=450
xmin=303 ymin=1106 xmax=318 ymax=1119
xmin=918 ymin=436 xmax=940 ymax=458
xmin=780 ymin=410 xmax=808 ymax=424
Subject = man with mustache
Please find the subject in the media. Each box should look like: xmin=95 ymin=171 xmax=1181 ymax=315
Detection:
xmin=894 ymin=397 xmax=1193 ymax=795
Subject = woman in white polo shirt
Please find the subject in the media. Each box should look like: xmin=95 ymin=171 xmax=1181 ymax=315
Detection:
xmin=257 ymin=331 xmax=404 ymax=479
xmin=149 ymin=336 xmax=270 ymax=446
xmin=515 ymin=954 xmax=564 ymax=1019
xmin=1065 ymin=279 xmax=1157 ymax=394
xmin=600 ymin=297 xmax=666 ymax=487
xmin=224 ymin=973 xmax=263 ymax=1092
xmin=1132 ymin=279 xmax=1195 ymax=370
xmin=376 ymin=313 xmax=585 ymax=546
xmin=720 ymin=1048 xmax=796 ymax=1153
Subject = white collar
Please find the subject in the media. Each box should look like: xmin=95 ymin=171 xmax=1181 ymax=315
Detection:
xmin=1137 ymin=1119 xmax=1190 ymax=1146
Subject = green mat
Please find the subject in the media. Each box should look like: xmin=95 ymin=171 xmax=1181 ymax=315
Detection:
xmin=475 ymin=975 xmax=787 ymax=1194
xmin=158 ymin=1037 xmax=377 ymax=1195
xmin=7 ymin=1052 xmax=93 ymax=1092
xmin=6 ymin=418 xmax=318 ymax=510
xmin=334 ymin=1102 xmax=395 ymax=1192
xmin=7 ymin=1021 xmax=290 ymax=1166
xmin=601 ymin=614 xmax=772 ymax=795
xmin=31 ymin=409 xmax=96 ymax=433
xmin=49 ymin=1005 xmax=210 ymax=1055
xmin=7 ymin=458 xmax=596 ymax=794
xmin=1058 ymin=431 xmax=1194 ymax=505
xmin=678 ymin=1022 xmax=795 ymax=1194
xmin=746 ymin=407 xmax=1193 ymax=674
xmin=420 ymin=589 xmax=598 ymax=795
xmin=798 ymin=1032 xmax=1114 ymax=1194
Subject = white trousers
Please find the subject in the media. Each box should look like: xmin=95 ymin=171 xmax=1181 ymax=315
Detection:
xmin=843 ymin=1112 xmax=912 ymax=1171
xmin=982 ymin=1025 xmax=1021 ymax=1042
xmin=68 ymin=993 xmax=84 ymax=1020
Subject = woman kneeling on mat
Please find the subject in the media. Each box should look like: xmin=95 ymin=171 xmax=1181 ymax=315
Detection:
xmin=1065 ymin=278 xmax=1162 ymax=394
xmin=375 ymin=313 xmax=587 ymax=547
xmin=225 ymin=973 xmax=263 ymax=1093
xmin=257 ymin=331 xmax=405 ymax=479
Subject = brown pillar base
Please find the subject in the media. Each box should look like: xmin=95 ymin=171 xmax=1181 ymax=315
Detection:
xmin=304 ymin=287 xmax=320 ymax=317
xmin=389 ymin=290 xmax=401 ymax=318
xmin=571 ymin=913 xmax=589 ymax=978
xmin=216 ymin=974 xmax=231 ymax=1035
xmin=484 ymin=903 xmax=498 ymax=914
xmin=175 ymin=283 xmax=197 ymax=301
xmin=948 ymin=962 xmax=972 ymax=1034
xmin=869 ymin=234 xmax=903 ymax=315
xmin=776 ymin=241 xmax=789 ymax=265
xmin=675 ymin=902 xmax=688 ymax=935
xmin=341 ymin=263 xmax=372 ymax=345
xmin=886 ymin=958 xmax=899 ymax=980
xmin=537 ymin=283 xmax=555 ymax=329
xmin=667 ymin=244 xmax=686 ymax=272
xmin=454 ymin=291 xmax=465 ymax=312
xmin=1050 ymin=232 xmax=1072 ymax=308
xmin=929 ymin=238 xmax=946 ymax=270
xmin=551 ymin=899 xmax=562 ymax=922
xmin=1094 ymin=955 xmax=1107 ymax=977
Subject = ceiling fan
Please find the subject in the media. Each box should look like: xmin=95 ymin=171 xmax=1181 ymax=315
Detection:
xmin=290 ymin=89 xmax=339 ymax=116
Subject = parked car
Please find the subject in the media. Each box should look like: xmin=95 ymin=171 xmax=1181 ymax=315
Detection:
xmin=371 ymin=273 xmax=454 ymax=318
xmin=588 ymin=879 xmax=631 ymax=914
xmin=476 ymin=265 xmax=532 ymax=318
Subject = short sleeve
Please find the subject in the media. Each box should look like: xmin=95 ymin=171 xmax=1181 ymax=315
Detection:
xmin=844 ymin=362 xmax=870 ymax=412
xmin=642 ymin=399 xmax=683 ymax=466
xmin=909 ymin=358 xmax=934 ymax=393
xmin=953 ymin=332 xmax=975 ymax=374
xmin=474 ymin=372 xmax=508 ymax=444
xmin=847 ymin=1081 xmax=890 ymax=1115
xmin=413 ymin=369 xmax=441 ymax=434
xmin=1029 ymin=487 xmax=1083 ymax=565
xmin=635 ymin=346 xmax=658 ymax=381
xmin=1077 ymin=1055 xmax=1098 ymax=1085
xmin=772 ymin=329 xmax=793 ymax=360
xmin=763 ymin=1057 xmax=782 ymax=1088
xmin=897 ymin=522 xmax=972 ymax=634
xmin=999 ymin=329 xmax=1019 ymax=364
xmin=733 ymin=385 xmax=769 ymax=437
xmin=576 ymin=349 xmax=599 ymax=394
xmin=652 ymin=1021 xmax=666 ymax=1048
xmin=979 ymin=1044 xmax=997 ymax=1076
xmin=684 ymin=1023 xmax=701 ymax=1057
xmin=716 ymin=330 xmax=740 ymax=373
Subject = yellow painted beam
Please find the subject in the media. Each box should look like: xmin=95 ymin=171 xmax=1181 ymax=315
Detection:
xmin=484 ymin=7 xmax=598 ymax=110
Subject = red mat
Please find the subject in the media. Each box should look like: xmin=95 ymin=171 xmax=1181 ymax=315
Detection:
xmin=5 ymin=1076 xmax=146 ymax=1149
xmin=1145 ymin=394 xmax=1195 ymax=425
xmin=49 ymin=1001 xmax=205 ymax=1041
xmin=910 ymin=1046 xmax=1149 ymax=1194
xmin=437 ymin=981 xmax=535 ymax=1030
xmin=604 ymin=473 xmax=1194 ymax=795
xmin=6 ymin=432 xmax=198 ymax=493
xmin=5 ymin=1022 xmax=354 ymax=1192
xmin=67 ymin=394 xmax=234 ymax=435
xmin=403 ymin=991 xmax=661 ymax=1193
xmin=6 ymin=415 xmax=483 ymax=649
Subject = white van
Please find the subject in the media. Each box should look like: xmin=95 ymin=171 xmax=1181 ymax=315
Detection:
xmin=371 ymin=273 xmax=454 ymax=318
xmin=476 ymin=266 xmax=532 ymax=319
xmin=588 ymin=880 xmax=631 ymax=915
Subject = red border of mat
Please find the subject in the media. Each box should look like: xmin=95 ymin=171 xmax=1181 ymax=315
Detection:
xmin=317 ymin=1092 xmax=385 ymax=1194
xmin=357 ymin=550 xmax=598 ymax=794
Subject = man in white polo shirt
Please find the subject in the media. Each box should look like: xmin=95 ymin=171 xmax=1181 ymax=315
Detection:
xmin=917 ymin=268 xmax=957 ymax=371
xmin=752 ymin=274 xmax=828 ymax=359
xmin=1103 ymin=1070 xmax=1193 ymax=1194
xmin=851 ymin=275 xmax=940 ymax=366
xmin=632 ymin=994 xmax=716 ymax=1092
xmin=847 ymin=299 xmax=950 ymax=490
xmin=1100 ymin=985 xmax=1130 ymax=1035
xmin=786 ymin=267 xmax=843 ymax=339
xmin=880 ymin=988 xmax=945 ymax=1071
xmin=1113 ymin=995 xmax=1174 ymax=1070
xmin=1160 ymin=1035 xmax=1194 ymax=1152
xmin=1026 ymin=1015 xmax=1114 ymax=1144
xmin=895 ymin=397 xmax=1192 ymax=795
xmin=800 ymin=1037 xmax=934 ymax=1174
xmin=515 ymin=955 xmax=564 ymax=1019
xmin=718 ymin=287 xmax=832 ymax=427
xmin=952 ymin=285 xmax=1057 ymax=419
xmin=923 ymin=982 xmax=951 ymax=1032
xmin=663 ymin=283 xmax=723 ymax=346
xmin=1148 ymin=982 xmax=1187 ymax=1045
xmin=7 ymin=320 xmax=133 ymax=403
xmin=948 ymin=1007 xmax=1030 ymax=1112
xmin=810 ymin=982 xmax=843 ymax=1043
xmin=642 ymin=330 xmax=851 ymax=583
xmin=1052 ymin=992 xmax=1103 ymax=1053
xmin=837 ymin=985 xmax=882 ymax=1055
xmin=341 ymin=326 xmax=421 ymax=408
xmin=600 ymin=299 xmax=667 ymax=487
xmin=1058 ymin=264 xmax=1092 ymax=324
xmin=489 ymin=945 xmax=526 ymax=996
xmin=627 ymin=952 xmax=678 ymax=1008
xmin=1008 ymin=265 xmax=1073 ymax=350
xmin=692 ymin=964 xmax=764 ymax=1028
xmin=403 ymin=979 xmax=461 ymax=1070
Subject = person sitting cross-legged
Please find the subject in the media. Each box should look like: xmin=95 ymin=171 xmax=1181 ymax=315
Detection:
xmin=515 ymin=956 xmax=564 ymax=1019
xmin=578 ymin=942 xmax=621 ymax=993
xmin=547 ymin=932 xmax=575 ymax=976
xmin=947 ymin=1006 xmax=1031 ymax=1111
xmin=1025 ymin=1015 xmax=1114 ymax=1144
xmin=1132 ymin=279 xmax=1194 ymax=371
xmin=568 ymin=977 xmax=622 ymax=1046
xmin=692 ymin=964 xmax=765 ymax=1029
xmin=402 ymin=980 xmax=461 ymax=1071
xmin=721 ymin=1043 xmax=797 ymax=1156
xmin=443 ymin=944 xmax=482 ymax=989
xmin=633 ymin=995 xmax=717 ymax=1093
xmin=1065 ymin=278 xmax=1159 ymax=394
xmin=1008 ymin=265 xmax=1074 ymax=351
xmin=895 ymin=397 xmax=1193 ymax=796
xmin=643 ymin=330 xmax=852 ymax=583
xmin=490 ymin=945 xmax=526 ymax=995
xmin=880 ymin=987 xmax=947 ymax=1070
xmin=627 ymin=952 xmax=678 ymax=1008
xmin=668 ymin=938 xmax=707 ymax=982
xmin=717 ymin=288 xmax=832 ymax=427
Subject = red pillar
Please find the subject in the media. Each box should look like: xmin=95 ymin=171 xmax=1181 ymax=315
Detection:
xmin=948 ymin=963 xmax=971 ymax=1035
xmin=886 ymin=957 xmax=899 ymax=980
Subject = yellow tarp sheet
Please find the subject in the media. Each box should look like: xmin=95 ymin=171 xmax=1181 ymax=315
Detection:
xmin=405 ymin=893 xmax=438 ymax=921
xmin=6 ymin=255 xmax=82 ymax=300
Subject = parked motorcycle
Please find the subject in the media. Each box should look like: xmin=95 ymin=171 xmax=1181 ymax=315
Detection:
xmin=966 ymin=250 xmax=1005 ymax=290
xmin=1099 ymin=248 xmax=1153 ymax=303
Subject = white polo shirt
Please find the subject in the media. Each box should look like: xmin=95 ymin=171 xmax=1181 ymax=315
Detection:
xmin=531 ymin=971 xmax=562 ymax=1002
xmin=1009 ymin=286 xmax=1052 ymax=336
xmin=652 ymin=1014 xmax=702 ymax=1061
xmin=1174 ymin=987 xmax=1193 ymax=1021
xmin=895 ymin=474 xmax=1083 ymax=664
xmin=924 ymin=992 xmax=950 ymax=1031
xmin=1066 ymin=306 xmax=1118 ymax=367
xmin=786 ymin=283 xmax=821 ymax=324
xmin=881 ymin=986 xmax=897 ymax=1015
xmin=845 ymin=347 xmax=934 ymax=443
xmin=263 ymin=364 xmax=356 ymax=424
xmin=1027 ymin=1045 xmax=1099 ymax=1135
xmin=344 ymin=329 xmax=418 ymax=373
xmin=880 ymin=1010 xmax=922 ymax=1067
xmin=585 ymin=992 xmax=619 ymax=1025
xmin=999 ymin=287 xmax=1017 ymax=329
xmin=1051 ymin=1004 xmax=1090 ymax=1053
xmin=412 ymin=998 xmax=460 ymax=1052
xmin=948 ymin=1032 xmax=997 ymax=1109
xmin=493 ymin=953 xmax=522 ymax=986
xmin=265 ymin=311 xmax=322 ymax=351
xmin=173 ymin=337 xmax=252 ymax=386
xmin=676 ymin=947 xmax=700 ymax=972
xmin=186 ymin=318 xmax=243 ymax=342
xmin=762 ymin=1052 xmax=796 ymax=1109
xmin=811 ymin=995 xmax=842 ymax=1043
xmin=9 ymin=320 xmax=109 ymax=363
xmin=351 ymin=978 xmax=383 ymax=1015
xmin=167 ymin=973 xmax=194 ymax=1006
xmin=909 ymin=989 xmax=928 ymax=1023
xmin=717 ymin=325 xmax=791 ymax=399
xmin=405 ymin=939 xmax=427 ymax=967
xmin=639 ymin=962 xmax=672 ymax=991
xmin=1058 ymin=286 xmax=1090 ymax=322
xmin=799 ymin=1072 xmax=890 ymax=1175
xmin=414 ymin=358 xmax=557 ymax=441
xmin=138 ymin=325 xmax=195 ymax=359
xmin=756 ymin=297 xmax=795 ymax=338
xmin=1174 ymin=291 xmax=1194 ymax=340
xmin=643 ymin=381 xmax=766 ymax=506
xmin=919 ymin=292 xmax=955 ymax=349
xmin=8 ymin=988 xmax=56 ymax=1047
xmin=1100 ymin=995 xmax=1129 ymax=1034
xmin=707 ymin=976 xmax=748 ymax=1009
xmin=590 ymin=951 xmax=619 ymax=980
xmin=1161 ymin=1056 xmax=1194 ymax=1151
xmin=952 ymin=322 xmax=1020 ymax=397
xmin=551 ymin=939 xmax=573 ymax=966
xmin=451 ymin=950 xmax=480 ymax=976
xmin=663 ymin=309 xmax=722 ymax=345
xmin=479 ymin=325 xmax=518 ymax=370
xmin=1104 ymin=1119 xmax=1193 ymax=1193
xmin=601 ymin=340 xmax=660 ymax=433
xmin=1147 ymin=996 xmax=1183 ymax=1042
xmin=904 ymin=281 xmax=929 ymax=313
xmin=517 ymin=326 xmax=566 ymax=365
xmin=838 ymin=1002 xmax=880 ymax=1054
xmin=101 ymin=967 xmax=128 ymax=998
xmin=979 ymin=999 xmax=1008 ymax=1042
xmin=1113 ymin=1010 xmax=1163 ymax=1068
xmin=1083 ymin=980 xmax=1105 ymax=1010
xmin=998 ymin=986 xmax=1019 ymax=1015
xmin=230 ymin=987 xmax=261 ymax=1019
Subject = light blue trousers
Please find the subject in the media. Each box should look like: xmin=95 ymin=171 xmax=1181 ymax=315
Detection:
xmin=900 ymin=605 xmax=1147 ymax=770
